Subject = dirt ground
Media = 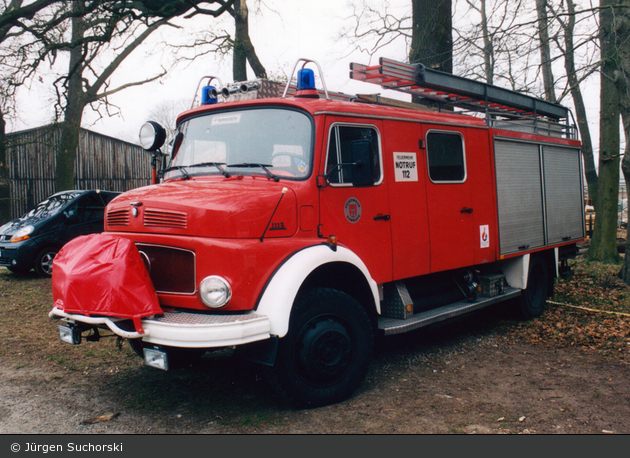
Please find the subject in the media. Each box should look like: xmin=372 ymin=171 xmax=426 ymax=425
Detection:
xmin=1 ymin=263 xmax=629 ymax=434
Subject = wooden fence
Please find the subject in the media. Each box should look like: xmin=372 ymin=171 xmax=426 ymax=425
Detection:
xmin=4 ymin=125 xmax=155 ymax=222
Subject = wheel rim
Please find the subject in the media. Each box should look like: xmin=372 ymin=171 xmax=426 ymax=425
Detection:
xmin=296 ymin=316 xmax=352 ymax=385
xmin=40 ymin=252 xmax=55 ymax=275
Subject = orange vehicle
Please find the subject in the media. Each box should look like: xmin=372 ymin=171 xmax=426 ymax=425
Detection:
xmin=49 ymin=58 xmax=585 ymax=408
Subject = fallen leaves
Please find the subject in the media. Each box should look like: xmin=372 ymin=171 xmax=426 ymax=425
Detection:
xmin=504 ymin=255 xmax=630 ymax=358
xmin=81 ymin=412 xmax=120 ymax=425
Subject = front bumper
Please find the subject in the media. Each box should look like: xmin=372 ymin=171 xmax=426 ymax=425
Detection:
xmin=0 ymin=240 xmax=37 ymax=270
xmin=49 ymin=307 xmax=271 ymax=348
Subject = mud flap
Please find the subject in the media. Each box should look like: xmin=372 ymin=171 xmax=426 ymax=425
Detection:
xmin=233 ymin=337 xmax=279 ymax=366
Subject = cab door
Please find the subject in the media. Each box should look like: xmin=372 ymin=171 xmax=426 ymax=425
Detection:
xmin=318 ymin=119 xmax=393 ymax=284
xmin=423 ymin=127 xmax=475 ymax=273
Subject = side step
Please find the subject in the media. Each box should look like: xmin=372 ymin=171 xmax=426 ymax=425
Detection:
xmin=378 ymin=287 xmax=522 ymax=336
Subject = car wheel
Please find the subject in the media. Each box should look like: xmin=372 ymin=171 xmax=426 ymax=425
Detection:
xmin=267 ymin=287 xmax=374 ymax=409
xmin=34 ymin=247 xmax=58 ymax=278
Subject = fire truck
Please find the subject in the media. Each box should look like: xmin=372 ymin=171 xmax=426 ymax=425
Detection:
xmin=49 ymin=58 xmax=585 ymax=408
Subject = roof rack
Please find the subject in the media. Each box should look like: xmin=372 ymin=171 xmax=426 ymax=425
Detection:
xmin=349 ymin=57 xmax=570 ymax=122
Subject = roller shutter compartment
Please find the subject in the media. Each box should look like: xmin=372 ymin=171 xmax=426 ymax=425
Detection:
xmin=543 ymin=145 xmax=585 ymax=244
xmin=494 ymin=140 xmax=545 ymax=255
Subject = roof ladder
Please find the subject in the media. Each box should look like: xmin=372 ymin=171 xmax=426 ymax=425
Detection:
xmin=349 ymin=57 xmax=570 ymax=122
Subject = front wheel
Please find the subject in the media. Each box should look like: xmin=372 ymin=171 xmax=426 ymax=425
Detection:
xmin=34 ymin=247 xmax=58 ymax=278
xmin=268 ymin=288 xmax=374 ymax=409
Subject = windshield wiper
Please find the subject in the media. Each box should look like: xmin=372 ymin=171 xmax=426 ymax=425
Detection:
xmin=226 ymin=163 xmax=279 ymax=182
xmin=187 ymin=162 xmax=231 ymax=178
xmin=159 ymin=165 xmax=190 ymax=180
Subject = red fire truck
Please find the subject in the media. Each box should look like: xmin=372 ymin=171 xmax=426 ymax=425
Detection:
xmin=49 ymin=58 xmax=585 ymax=408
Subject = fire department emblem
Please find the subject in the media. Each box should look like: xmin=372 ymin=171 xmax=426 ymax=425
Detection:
xmin=344 ymin=197 xmax=362 ymax=223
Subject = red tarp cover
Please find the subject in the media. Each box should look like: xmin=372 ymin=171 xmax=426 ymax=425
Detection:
xmin=52 ymin=233 xmax=162 ymax=333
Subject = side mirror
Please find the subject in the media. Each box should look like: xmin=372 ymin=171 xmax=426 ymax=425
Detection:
xmin=139 ymin=121 xmax=166 ymax=152
xmin=351 ymin=140 xmax=375 ymax=187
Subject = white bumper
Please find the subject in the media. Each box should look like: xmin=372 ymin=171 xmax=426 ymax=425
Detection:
xmin=49 ymin=307 xmax=271 ymax=348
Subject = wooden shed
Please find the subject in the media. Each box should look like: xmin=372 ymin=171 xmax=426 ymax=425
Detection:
xmin=3 ymin=125 xmax=156 ymax=223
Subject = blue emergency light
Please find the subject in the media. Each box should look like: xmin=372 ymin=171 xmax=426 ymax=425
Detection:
xmin=201 ymin=85 xmax=218 ymax=105
xmin=297 ymin=68 xmax=315 ymax=91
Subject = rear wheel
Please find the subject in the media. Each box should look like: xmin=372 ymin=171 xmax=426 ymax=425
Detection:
xmin=267 ymin=287 xmax=374 ymax=409
xmin=516 ymin=256 xmax=549 ymax=320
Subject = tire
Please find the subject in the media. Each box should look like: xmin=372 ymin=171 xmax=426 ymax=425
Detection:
xmin=267 ymin=287 xmax=374 ymax=409
xmin=516 ymin=256 xmax=549 ymax=320
xmin=34 ymin=247 xmax=58 ymax=278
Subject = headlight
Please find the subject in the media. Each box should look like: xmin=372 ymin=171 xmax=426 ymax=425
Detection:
xmin=199 ymin=276 xmax=232 ymax=308
xmin=10 ymin=225 xmax=34 ymax=242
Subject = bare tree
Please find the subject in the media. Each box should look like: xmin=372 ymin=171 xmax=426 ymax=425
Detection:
xmin=616 ymin=0 xmax=630 ymax=280
xmin=49 ymin=1 xmax=236 ymax=192
xmin=0 ymin=0 xmax=93 ymax=223
xmin=230 ymin=0 xmax=266 ymax=80
xmin=549 ymin=0 xmax=597 ymax=206
xmin=410 ymin=0 xmax=452 ymax=72
xmin=536 ymin=0 xmax=557 ymax=101
xmin=587 ymin=0 xmax=621 ymax=264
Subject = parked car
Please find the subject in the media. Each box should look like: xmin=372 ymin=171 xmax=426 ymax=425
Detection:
xmin=0 ymin=190 xmax=120 ymax=277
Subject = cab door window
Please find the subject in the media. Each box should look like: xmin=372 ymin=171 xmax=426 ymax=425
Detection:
xmin=326 ymin=124 xmax=381 ymax=185
xmin=426 ymin=131 xmax=466 ymax=182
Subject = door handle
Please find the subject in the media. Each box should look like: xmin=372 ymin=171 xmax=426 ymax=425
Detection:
xmin=460 ymin=207 xmax=473 ymax=214
xmin=374 ymin=214 xmax=391 ymax=221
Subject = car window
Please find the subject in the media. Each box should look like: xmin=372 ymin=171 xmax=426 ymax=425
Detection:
xmin=77 ymin=194 xmax=107 ymax=223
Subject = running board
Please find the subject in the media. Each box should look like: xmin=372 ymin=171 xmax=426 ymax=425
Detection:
xmin=377 ymin=288 xmax=522 ymax=336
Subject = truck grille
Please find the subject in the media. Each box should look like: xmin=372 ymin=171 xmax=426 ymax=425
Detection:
xmin=107 ymin=208 xmax=130 ymax=226
xmin=144 ymin=209 xmax=187 ymax=229
xmin=135 ymin=244 xmax=196 ymax=294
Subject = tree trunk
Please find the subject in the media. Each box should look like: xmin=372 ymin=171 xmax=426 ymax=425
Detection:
xmin=588 ymin=0 xmax=621 ymax=264
xmin=620 ymin=112 xmax=630 ymax=280
xmin=55 ymin=2 xmax=86 ymax=192
xmin=232 ymin=0 xmax=266 ymax=81
xmin=409 ymin=0 xmax=452 ymax=73
xmin=613 ymin=0 xmax=630 ymax=282
xmin=559 ymin=0 xmax=597 ymax=206
xmin=479 ymin=0 xmax=494 ymax=84
xmin=536 ymin=0 xmax=556 ymax=102
xmin=0 ymin=109 xmax=10 ymax=224
xmin=410 ymin=0 xmax=452 ymax=108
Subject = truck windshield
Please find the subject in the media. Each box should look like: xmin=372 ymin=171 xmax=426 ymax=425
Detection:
xmin=167 ymin=107 xmax=313 ymax=181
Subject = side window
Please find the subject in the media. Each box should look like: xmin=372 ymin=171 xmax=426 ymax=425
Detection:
xmin=426 ymin=131 xmax=466 ymax=182
xmin=326 ymin=125 xmax=381 ymax=185
xmin=77 ymin=194 xmax=106 ymax=223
